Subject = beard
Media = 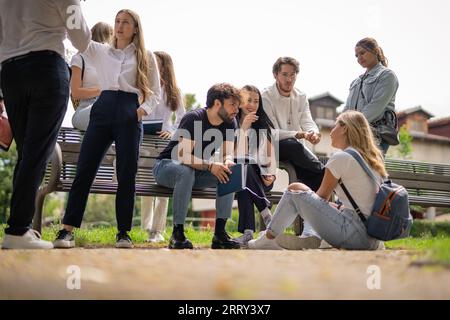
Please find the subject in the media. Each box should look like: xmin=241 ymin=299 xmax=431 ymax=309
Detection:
xmin=277 ymin=82 xmax=293 ymax=95
xmin=218 ymin=106 xmax=234 ymax=124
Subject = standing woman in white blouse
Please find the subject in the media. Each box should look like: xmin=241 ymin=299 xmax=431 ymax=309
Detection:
xmin=70 ymin=22 xmax=113 ymax=131
xmin=53 ymin=9 xmax=161 ymax=249
xmin=141 ymin=51 xmax=186 ymax=242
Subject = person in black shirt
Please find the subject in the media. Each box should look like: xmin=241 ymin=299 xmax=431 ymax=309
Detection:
xmin=154 ymin=83 xmax=241 ymax=249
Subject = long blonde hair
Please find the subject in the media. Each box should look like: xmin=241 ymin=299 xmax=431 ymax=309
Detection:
xmin=113 ymin=9 xmax=152 ymax=103
xmin=338 ymin=111 xmax=388 ymax=177
xmin=91 ymin=22 xmax=113 ymax=44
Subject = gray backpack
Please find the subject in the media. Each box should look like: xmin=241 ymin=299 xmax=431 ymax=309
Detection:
xmin=338 ymin=148 xmax=413 ymax=241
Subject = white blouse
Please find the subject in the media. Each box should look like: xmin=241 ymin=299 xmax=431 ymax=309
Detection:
xmin=82 ymin=41 xmax=161 ymax=115
xmin=142 ymin=88 xmax=186 ymax=133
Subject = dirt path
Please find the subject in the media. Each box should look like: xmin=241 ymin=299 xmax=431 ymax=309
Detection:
xmin=1 ymin=248 xmax=449 ymax=299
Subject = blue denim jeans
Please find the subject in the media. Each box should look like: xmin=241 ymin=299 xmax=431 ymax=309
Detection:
xmin=153 ymin=159 xmax=234 ymax=225
xmin=268 ymin=190 xmax=381 ymax=250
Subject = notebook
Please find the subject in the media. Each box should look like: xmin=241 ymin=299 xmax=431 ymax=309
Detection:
xmin=217 ymin=163 xmax=247 ymax=197
xmin=142 ymin=119 xmax=163 ymax=135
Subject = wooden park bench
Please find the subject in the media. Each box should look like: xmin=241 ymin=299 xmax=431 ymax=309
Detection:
xmin=313 ymin=155 xmax=450 ymax=209
xmin=384 ymin=158 xmax=450 ymax=208
xmin=32 ymin=127 xmax=450 ymax=233
xmin=32 ymin=127 xmax=293 ymax=232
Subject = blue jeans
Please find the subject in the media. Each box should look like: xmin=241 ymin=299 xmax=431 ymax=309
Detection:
xmin=379 ymin=140 xmax=389 ymax=155
xmin=153 ymin=159 xmax=234 ymax=225
xmin=268 ymin=190 xmax=381 ymax=250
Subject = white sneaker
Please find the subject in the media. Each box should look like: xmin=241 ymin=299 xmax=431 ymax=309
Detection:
xmin=147 ymin=231 xmax=165 ymax=243
xmin=1 ymin=229 xmax=54 ymax=250
xmin=276 ymin=234 xmax=322 ymax=250
xmin=247 ymin=231 xmax=283 ymax=250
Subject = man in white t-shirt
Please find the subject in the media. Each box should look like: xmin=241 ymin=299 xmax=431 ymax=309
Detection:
xmin=262 ymin=57 xmax=325 ymax=244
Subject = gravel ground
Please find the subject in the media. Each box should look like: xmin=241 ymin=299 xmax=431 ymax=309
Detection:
xmin=1 ymin=248 xmax=449 ymax=300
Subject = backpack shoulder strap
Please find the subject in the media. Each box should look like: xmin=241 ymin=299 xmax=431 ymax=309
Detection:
xmin=80 ymin=54 xmax=85 ymax=81
xmin=337 ymin=179 xmax=367 ymax=222
xmin=344 ymin=148 xmax=380 ymax=185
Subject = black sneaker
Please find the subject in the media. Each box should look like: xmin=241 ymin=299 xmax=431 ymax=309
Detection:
xmin=53 ymin=229 xmax=75 ymax=248
xmin=211 ymin=232 xmax=241 ymax=249
xmin=115 ymin=231 xmax=133 ymax=248
xmin=168 ymin=232 xmax=193 ymax=249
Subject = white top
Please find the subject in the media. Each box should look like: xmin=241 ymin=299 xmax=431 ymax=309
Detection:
xmin=0 ymin=0 xmax=91 ymax=96
xmin=261 ymin=83 xmax=319 ymax=141
xmin=142 ymin=88 xmax=186 ymax=133
xmin=71 ymin=53 xmax=100 ymax=88
xmin=82 ymin=41 xmax=161 ymax=115
xmin=326 ymin=148 xmax=383 ymax=218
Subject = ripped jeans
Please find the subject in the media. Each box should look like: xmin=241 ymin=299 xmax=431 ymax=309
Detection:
xmin=268 ymin=190 xmax=381 ymax=250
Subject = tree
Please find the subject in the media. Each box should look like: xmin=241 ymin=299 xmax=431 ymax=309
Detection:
xmin=397 ymin=125 xmax=413 ymax=159
xmin=0 ymin=143 xmax=17 ymax=223
xmin=184 ymin=93 xmax=201 ymax=111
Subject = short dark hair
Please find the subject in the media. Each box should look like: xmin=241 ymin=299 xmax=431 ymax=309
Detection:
xmin=272 ymin=57 xmax=300 ymax=75
xmin=206 ymin=83 xmax=241 ymax=108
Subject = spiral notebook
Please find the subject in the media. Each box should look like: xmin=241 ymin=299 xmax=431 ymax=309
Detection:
xmin=217 ymin=163 xmax=247 ymax=197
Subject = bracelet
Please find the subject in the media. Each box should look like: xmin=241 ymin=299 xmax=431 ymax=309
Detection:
xmin=208 ymin=162 xmax=213 ymax=172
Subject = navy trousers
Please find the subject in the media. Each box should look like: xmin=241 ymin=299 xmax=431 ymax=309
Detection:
xmin=236 ymin=164 xmax=273 ymax=233
xmin=63 ymin=90 xmax=142 ymax=232
xmin=1 ymin=51 xmax=69 ymax=235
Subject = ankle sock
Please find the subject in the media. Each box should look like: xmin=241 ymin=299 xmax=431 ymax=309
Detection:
xmin=214 ymin=218 xmax=227 ymax=236
xmin=173 ymin=224 xmax=186 ymax=240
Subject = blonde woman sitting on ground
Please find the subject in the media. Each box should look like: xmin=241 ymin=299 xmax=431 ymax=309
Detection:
xmin=248 ymin=110 xmax=386 ymax=251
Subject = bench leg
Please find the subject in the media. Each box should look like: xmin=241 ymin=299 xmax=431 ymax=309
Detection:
xmin=32 ymin=189 xmax=47 ymax=233
xmin=426 ymin=207 xmax=436 ymax=221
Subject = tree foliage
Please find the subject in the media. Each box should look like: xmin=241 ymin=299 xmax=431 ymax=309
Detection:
xmin=0 ymin=143 xmax=17 ymax=223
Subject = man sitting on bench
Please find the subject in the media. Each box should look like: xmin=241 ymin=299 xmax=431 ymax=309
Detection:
xmin=153 ymin=83 xmax=241 ymax=250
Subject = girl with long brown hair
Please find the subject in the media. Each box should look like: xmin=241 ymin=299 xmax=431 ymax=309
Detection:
xmin=141 ymin=51 xmax=186 ymax=242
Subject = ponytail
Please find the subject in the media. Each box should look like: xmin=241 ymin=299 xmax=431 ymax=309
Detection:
xmin=356 ymin=37 xmax=388 ymax=67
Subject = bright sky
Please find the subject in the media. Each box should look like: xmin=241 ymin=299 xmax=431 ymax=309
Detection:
xmin=63 ymin=0 xmax=450 ymax=126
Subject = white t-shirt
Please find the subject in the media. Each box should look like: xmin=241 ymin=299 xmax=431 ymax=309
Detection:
xmin=70 ymin=53 xmax=100 ymax=89
xmin=326 ymin=148 xmax=384 ymax=218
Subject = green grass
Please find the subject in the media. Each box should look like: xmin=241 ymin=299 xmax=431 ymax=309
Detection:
xmin=386 ymin=235 xmax=450 ymax=265
xmin=0 ymin=224 xmax=242 ymax=248
xmin=1 ymin=220 xmax=449 ymax=265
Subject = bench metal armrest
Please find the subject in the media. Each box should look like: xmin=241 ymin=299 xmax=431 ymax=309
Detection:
xmin=279 ymin=160 xmax=298 ymax=184
xmin=42 ymin=142 xmax=62 ymax=193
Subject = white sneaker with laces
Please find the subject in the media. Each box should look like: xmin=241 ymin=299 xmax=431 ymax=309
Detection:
xmin=247 ymin=231 xmax=283 ymax=250
xmin=147 ymin=231 xmax=165 ymax=243
xmin=1 ymin=229 xmax=53 ymax=250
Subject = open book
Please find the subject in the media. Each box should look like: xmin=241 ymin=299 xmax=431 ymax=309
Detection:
xmin=142 ymin=119 xmax=163 ymax=135
xmin=217 ymin=163 xmax=247 ymax=197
